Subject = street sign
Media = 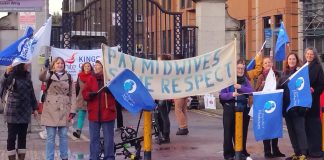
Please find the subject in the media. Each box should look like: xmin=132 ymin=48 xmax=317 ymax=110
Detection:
xmin=0 ymin=0 xmax=44 ymax=12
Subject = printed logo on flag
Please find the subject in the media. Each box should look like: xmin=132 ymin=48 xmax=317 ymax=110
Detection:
xmin=295 ymin=77 xmax=304 ymax=91
xmin=124 ymin=79 xmax=137 ymax=94
xmin=264 ymin=101 xmax=276 ymax=114
xmin=16 ymin=38 xmax=37 ymax=62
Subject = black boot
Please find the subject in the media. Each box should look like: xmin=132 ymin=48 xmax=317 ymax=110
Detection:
xmin=263 ymin=140 xmax=274 ymax=158
xmin=73 ymin=129 xmax=81 ymax=138
xmin=272 ymin=139 xmax=285 ymax=157
xmin=176 ymin=128 xmax=189 ymax=135
xmin=161 ymin=133 xmax=170 ymax=144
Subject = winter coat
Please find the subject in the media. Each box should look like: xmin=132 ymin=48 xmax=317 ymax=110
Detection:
xmin=39 ymin=69 xmax=76 ymax=127
xmin=219 ymin=77 xmax=253 ymax=108
xmin=75 ymin=72 xmax=92 ymax=110
xmin=1 ymin=71 xmax=37 ymax=123
xmin=247 ymin=53 xmax=262 ymax=88
xmin=82 ymin=73 xmax=116 ymax=122
xmin=307 ymin=61 xmax=324 ymax=117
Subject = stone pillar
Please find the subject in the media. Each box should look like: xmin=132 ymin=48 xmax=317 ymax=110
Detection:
xmin=196 ymin=0 xmax=226 ymax=55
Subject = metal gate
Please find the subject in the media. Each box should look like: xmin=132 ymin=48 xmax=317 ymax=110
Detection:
xmin=51 ymin=0 xmax=190 ymax=59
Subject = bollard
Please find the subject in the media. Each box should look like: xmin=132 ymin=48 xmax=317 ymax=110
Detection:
xmin=143 ymin=111 xmax=152 ymax=160
xmin=234 ymin=111 xmax=243 ymax=160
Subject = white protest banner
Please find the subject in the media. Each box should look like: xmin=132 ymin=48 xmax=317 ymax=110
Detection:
xmin=51 ymin=47 xmax=102 ymax=81
xmin=102 ymin=41 xmax=237 ymax=100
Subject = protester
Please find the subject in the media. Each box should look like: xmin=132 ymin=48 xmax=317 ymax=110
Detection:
xmin=255 ymin=56 xmax=285 ymax=158
xmin=155 ymin=54 xmax=172 ymax=143
xmin=279 ymin=53 xmax=308 ymax=160
xmin=82 ymin=58 xmax=116 ymax=160
xmin=174 ymin=98 xmax=189 ymax=135
xmin=1 ymin=64 xmax=37 ymax=160
xmin=73 ymin=62 xmax=93 ymax=138
xmin=219 ymin=59 xmax=253 ymax=160
xmin=39 ymin=57 xmax=76 ymax=160
xmin=303 ymin=47 xmax=324 ymax=158
xmin=115 ymin=101 xmax=124 ymax=131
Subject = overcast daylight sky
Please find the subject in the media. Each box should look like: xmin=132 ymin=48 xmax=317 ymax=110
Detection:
xmin=0 ymin=0 xmax=63 ymax=18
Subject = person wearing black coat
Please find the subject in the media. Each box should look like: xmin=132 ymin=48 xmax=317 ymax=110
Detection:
xmin=1 ymin=64 xmax=38 ymax=160
xmin=279 ymin=53 xmax=308 ymax=160
xmin=304 ymin=47 xmax=324 ymax=158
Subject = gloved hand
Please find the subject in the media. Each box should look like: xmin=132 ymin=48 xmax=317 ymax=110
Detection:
xmin=44 ymin=59 xmax=50 ymax=68
xmin=68 ymin=113 xmax=76 ymax=122
xmin=88 ymin=92 xmax=98 ymax=98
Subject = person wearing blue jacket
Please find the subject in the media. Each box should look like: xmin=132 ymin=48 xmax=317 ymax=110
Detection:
xmin=219 ymin=59 xmax=254 ymax=160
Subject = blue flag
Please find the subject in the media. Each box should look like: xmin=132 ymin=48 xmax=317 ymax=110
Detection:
xmin=286 ymin=63 xmax=312 ymax=112
xmin=0 ymin=27 xmax=34 ymax=66
xmin=275 ymin=22 xmax=289 ymax=61
xmin=107 ymin=69 xmax=157 ymax=114
xmin=246 ymin=58 xmax=256 ymax=71
xmin=253 ymin=89 xmax=283 ymax=141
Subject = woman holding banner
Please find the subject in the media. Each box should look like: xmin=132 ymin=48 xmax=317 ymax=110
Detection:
xmin=279 ymin=53 xmax=308 ymax=160
xmin=255 ymin=56 xmax=285 ymax=158
xmin=73 ymin=62 xmax=94 ymax=138
xmin=82 ymin=58 xmax=117 ymax=160
xmin=303 ymin=47 xmax=324 ymax=158
xmin=219 ymin=59 xmax=253 ymax=160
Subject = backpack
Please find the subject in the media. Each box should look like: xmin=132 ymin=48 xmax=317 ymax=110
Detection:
xmin=41 ymin=72 xmax=72 ymax=103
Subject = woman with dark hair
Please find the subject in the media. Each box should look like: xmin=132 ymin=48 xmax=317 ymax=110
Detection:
xmin=255 ymin=56 xmax=285 ymax=158
xmin=39 ymin=57 xmax=76 ymax=160
xmin=280 ymin=53 xmax=308 ymax=160
xmin=303 ymin=47 xmax=324 ymax=158
xmin=2 ymin=64 xmax=37 ymax=160
xmin=73 ymin=62 xmax=94 ymax=138
xmin=219 ymin=59 xmax=253 ymax=160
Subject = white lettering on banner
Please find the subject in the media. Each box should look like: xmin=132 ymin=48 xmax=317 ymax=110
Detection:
xmin=102 ymin=41 xmax=237 ymax=100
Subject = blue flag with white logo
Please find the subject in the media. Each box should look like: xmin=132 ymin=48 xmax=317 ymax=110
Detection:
xmin=253 ymin=89 xmax=283 ymax=141
xmin=107 ymin=69 xmax=157 ymax=114
xmin=0 ymin=27 xmax=33 ymax=66
xmin=286 ymin=63 xmax=312 ymax=112
xmin=275 ymin=22 xmax=289 ymax=61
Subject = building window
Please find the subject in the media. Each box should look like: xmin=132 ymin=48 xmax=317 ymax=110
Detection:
xmin=274 ymin=15 xmax=283 ymax=70
xmin=163 ymin=31 xmax=166 ymax=53
xmin=168 ymin=30 xmax=171 ymax=53
xmin=187 ymin=0 xmax=192 ymax=8
xmin=162 ymin=0 xmax=166 ymax=9
xmin=180 ymin=0 xmax=185 ymax=9
xmin=239 ymin=20 xmax=246 ymax=59
xmin=167 ymin=0 xmax=171 ymax=11
xmin=275 ymin=15 xmax=283 ymax=28
xmin=263 ymin=17 xmax=271 ymax=56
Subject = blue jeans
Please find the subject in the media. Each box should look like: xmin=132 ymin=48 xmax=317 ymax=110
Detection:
xmin=89 ymin=120 xmax=115 ymax=160
xmin=46 ymin=126 xmax=68 ymax=160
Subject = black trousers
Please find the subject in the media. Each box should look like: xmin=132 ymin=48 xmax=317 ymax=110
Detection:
xmin=157 ymin=100 xmax=171 ymax=137
xmin=285 ymin=111 xmax=308 ymax=155
xmin=223 ymin=104 xmax=250 ymax=158
xmin=116 ymin=102 xmax=124 ymax=128
xmin=263 ymin=138 xmax=280 ymax=154
xmin=305 ymin=115 xmax=322 ymax=156
xmin=7 ymin=123 xmax=28 ymax=151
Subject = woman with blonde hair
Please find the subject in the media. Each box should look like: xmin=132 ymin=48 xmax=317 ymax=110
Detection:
xmin=39 ymin=57 xmax=76 ymax=160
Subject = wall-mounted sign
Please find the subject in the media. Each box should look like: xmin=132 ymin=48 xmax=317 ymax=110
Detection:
xmin=0 ymin=0 xmax=44 ymax=12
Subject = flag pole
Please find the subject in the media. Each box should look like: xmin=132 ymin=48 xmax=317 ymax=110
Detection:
xmin=234 ymin=38 xmax=243 ymax=160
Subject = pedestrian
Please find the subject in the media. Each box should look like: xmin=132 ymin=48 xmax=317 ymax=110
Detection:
xmin=154 ymin=54 xmax=172 ymax=143
xmin=115 ymin=101 xmax=124 ymax=131
xmin=279 ymin=53 xmax=308 ymax=160
xmin=174 ymin=98 xmax=189 ymax=135
xmin=82 ymin=58 xmax=116 ymax=160
xmin=39 ymin=57 xmax=76 ymax=160
xmin=219 ymin=59 xmax=253 ymax=160
xmin=73 ymin=62 xmax=93 ymax=138
xmin=303 ymin=47 xmax=324 ymax=158
xmin=255 ymin=56 xmax=285 ymax=158
xmin=1 ymin=64 xmax=38 ymax=160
